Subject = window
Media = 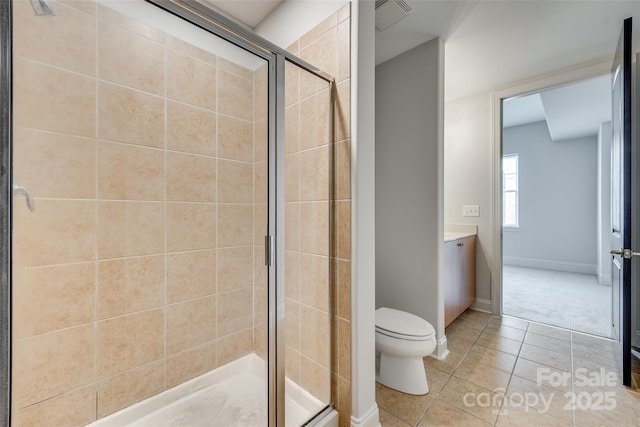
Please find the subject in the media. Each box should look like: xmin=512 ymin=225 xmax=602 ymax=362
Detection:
xmin=503 ymin=154 xmax=519 ymax=227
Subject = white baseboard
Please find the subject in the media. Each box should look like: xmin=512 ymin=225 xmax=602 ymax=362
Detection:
xmin=351 ymin=404 xmax=380 ymax=427
xmin=503 ymin=256 xmax=597 ymax=275
xmin=598 ymin=274 xmax=612 ymax=286
xmin=471 ymin=298 xmax=492 ymax=313
xmin=431 ymin=335 xmax=449 ymax=360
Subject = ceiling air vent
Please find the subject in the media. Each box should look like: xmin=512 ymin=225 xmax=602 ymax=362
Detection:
xmin=375 ymin=0 xmax=414 ymax=31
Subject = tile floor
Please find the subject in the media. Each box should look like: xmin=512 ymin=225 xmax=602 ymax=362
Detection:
xmin=377 ymin=310 xmax=640 ymax=426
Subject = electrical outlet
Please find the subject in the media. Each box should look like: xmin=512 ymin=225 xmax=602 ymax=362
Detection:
xmin=463 ymin=205 xmax=480 ymax=217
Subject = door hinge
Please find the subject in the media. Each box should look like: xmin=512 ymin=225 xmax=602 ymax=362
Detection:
xmin=611 ymin=248 xmax=640 ymax=259
xmin=265 ymin=235 xmax=274 ymax=266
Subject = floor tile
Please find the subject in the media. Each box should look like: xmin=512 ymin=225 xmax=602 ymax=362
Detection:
xmin=438 ymin=377 xmax=503 ymax=424
xmin=506 ymin=375 xmax=573 ymax=422
xmin=445 ymin=324 xmax=483 ymax=345
xmin=526 ymin=323 xmax=572 ymax=341
xmin=512 ymin=357 xmax=571 ymax=391
xmin=466 ymin=344 xmax=517 ymax=373
xmin=519 ymin=343 xmax=571 ymax=371
xmin=488 ymin=315 xmax=529 ymax=331
xmin=379 ymin=408 xmax=412 ymax=427
xmin=572 ymin=332 xmax=617 ymax=353
xmin=453 ymin=357 xmax=511 ymax=393
xmin=425 ymin=367 xmax=451 ymax=395
xmin=376 ymin=383 xmax=433 ymax=426
xmin=483 ymin=324 xmax=526 ymax=342
xmin=496 ymin=397 xmax=572 ymax=427
xmin=418 ymin=399 xmax=491 ymax=427
xmin=476 ymin=333 xmax=522 ymax=356
xmin=524 ymin=331 xmax=571 ymax=354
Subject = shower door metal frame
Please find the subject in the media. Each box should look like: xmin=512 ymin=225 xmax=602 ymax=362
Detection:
xmin=0 ymin=0 xmax=12 ymax=425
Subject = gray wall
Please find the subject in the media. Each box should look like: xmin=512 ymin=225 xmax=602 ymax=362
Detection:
xmin=375 ymin=38 xmax=445 ymax=339
xmin=597 ymin=122 xmax=611 ymax=285
xmin=503 ymin=121 xmax=598 ymax=273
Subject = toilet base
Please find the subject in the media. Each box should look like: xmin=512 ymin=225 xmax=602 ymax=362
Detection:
xmin=376 ymin=352 xmax=429 ymax=395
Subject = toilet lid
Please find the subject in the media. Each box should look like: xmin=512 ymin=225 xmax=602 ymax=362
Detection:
xmin=375 ymin=307 xmax=435 ymax=338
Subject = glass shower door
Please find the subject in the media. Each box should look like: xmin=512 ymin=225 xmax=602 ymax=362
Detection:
xmin=10 ymin=0 xmax=270 ymax=424
xmin=283 ymin=60 xmax=333 ymax=425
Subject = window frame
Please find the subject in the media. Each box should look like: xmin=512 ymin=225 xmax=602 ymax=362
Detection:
xmin=502 ymin=154 xmax=519 ymax=228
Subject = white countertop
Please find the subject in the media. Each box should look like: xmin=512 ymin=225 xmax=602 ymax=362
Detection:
xmin=444 ymin=231 xmax=476 ymax=242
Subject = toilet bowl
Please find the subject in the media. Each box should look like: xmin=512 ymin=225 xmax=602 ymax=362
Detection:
xmin=375 ymin=307 xmax=436 ymax=395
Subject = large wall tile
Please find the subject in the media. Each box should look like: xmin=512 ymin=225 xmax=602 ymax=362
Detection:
xmin=217 ymin=160 xmax=253 ymax=203
xmin=217 ymin=287 xmax=253 ymax=337
xmin=97 ymin=309 xmax=164 ymax=379
xmin=14 ymin=59 xmax=96 ymax=137
xmin=98 ymin=21 xmax=165 ymax=95
xmin=167 ymin=101 xmax=216 ymax=157
xmin=299 ymin=89 xmax=330 ymax=150
xmin=300 ymin=28 xmax=337 ymax=81
xmin=98 ymin=141 xmax=164 ymax=201
xmin=300 ymin=201 xmax=329 ymax=256
xmin=13 ymin=199 xmax=95 ymax=267
xmin=14 ymin=324 xmax=95 ymax=408
xmin=218 ymin=70 xmax=253 ymax=121
xmin=217 ymin=328 xmax=253 ymax=366
xmin=166 ymin=203 xmax=216 ymax=252
xmin=300 ymin=253 xmax=329 ymax=311
xmin=167 ymin=49 xmax=216 ymax=110
xmin=254 ymin=118 xmax=268 ymax=163
xmin=218 ymin=58 xmax=253 ymax=80
xmin=98 ymin=255 xmax=165 ymax=319
xmin=166 ymin=152 xmax=216 ymax=202
xmin=166 ymin=343 xmax=217 ymax=388
xmin=13 ymin=129 xmax=96 ymax=199
xmin=97 ymin=361 xmax=165 ymax=418
xmin=13 ymin=0 xmax=96 ymax=76
xmin=218 ymin=115 xmax=253 ymax=162
xmin=166 ymin=296 xmax=216 ymax=355
xmin=14 ymin=385 xmax=96 ymax=427
xmin=300 ymin=305 xmax=330 ymax=368
xmin=300 ymin=356 xmax=331 ymax=403
xmin=166 ymin=250 xmax=216 ymax=304
xmin=254 ymin=161 xmax=268 ymax=204
xmin=217 ymin=246 xmax=254 ymax=292
xmin=98 ymin=82 xmax=164 ymax=148
xmin=97 ymin=201 xmax=164 ymax=259
xmin=13 ymin=263 xmax=95 ymax=338
xmin=299 ymin=146 xmax=329 ymax=201
xmin=217 ymin=204 xmax=253 ymax=247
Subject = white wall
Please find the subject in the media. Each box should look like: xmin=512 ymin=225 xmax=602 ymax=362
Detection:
xmin=444 ymin=92 xmax=493 ymax=309
xmin=502 ymin=121 xmax=598 ymax=274
xmin=375 ymin=38 xmax=446 ymax=346
xmin=597 ymin=122 xmax=612 ymax=285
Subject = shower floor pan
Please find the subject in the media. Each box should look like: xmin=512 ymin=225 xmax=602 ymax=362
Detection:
xmin=88 ymin=353 xmax=328 ymax=427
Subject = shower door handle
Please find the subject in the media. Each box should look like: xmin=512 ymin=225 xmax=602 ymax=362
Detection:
xmin=265 ymin=235 xmax=274 ymax=267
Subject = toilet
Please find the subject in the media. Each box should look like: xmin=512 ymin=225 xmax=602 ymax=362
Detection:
xmin=375 ymin=307 xmax=436 ymax=395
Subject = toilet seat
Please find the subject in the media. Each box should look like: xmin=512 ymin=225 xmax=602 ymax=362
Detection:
xmin=375 ymin=307 xmax=435 ymax=341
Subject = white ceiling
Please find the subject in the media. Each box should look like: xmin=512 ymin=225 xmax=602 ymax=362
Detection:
xmin=203 ymin=0 xmax=283 ymax=28
xmin=503 ymin=74 xmax=612 ymax=141
xmin=206 ymin=0 xmax=626 ymax=140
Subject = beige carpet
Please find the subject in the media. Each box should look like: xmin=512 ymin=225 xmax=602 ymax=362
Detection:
xmin=502 ymin=265 xmax=612 ymax=338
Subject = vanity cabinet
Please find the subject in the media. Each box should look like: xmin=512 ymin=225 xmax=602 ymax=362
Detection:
xmin=444 ymin=235 xmax=476 ymax=327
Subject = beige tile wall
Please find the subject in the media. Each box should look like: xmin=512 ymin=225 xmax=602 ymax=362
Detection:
xmin=11 ymin=1 xmax=267 ymax=424
xmin=284 ymin=5 xmax=352 ymax=427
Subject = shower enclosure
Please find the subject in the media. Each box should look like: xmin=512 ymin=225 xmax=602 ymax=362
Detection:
xmin=1 ymin=0 xmax=340 ymax=425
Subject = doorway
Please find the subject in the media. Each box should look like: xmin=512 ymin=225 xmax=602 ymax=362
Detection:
xmin=500 ymin=75 xmax=613 ymax=338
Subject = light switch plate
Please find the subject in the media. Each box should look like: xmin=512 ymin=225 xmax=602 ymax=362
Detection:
xmin=463 ymin=205 xmax=480 ymax=217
